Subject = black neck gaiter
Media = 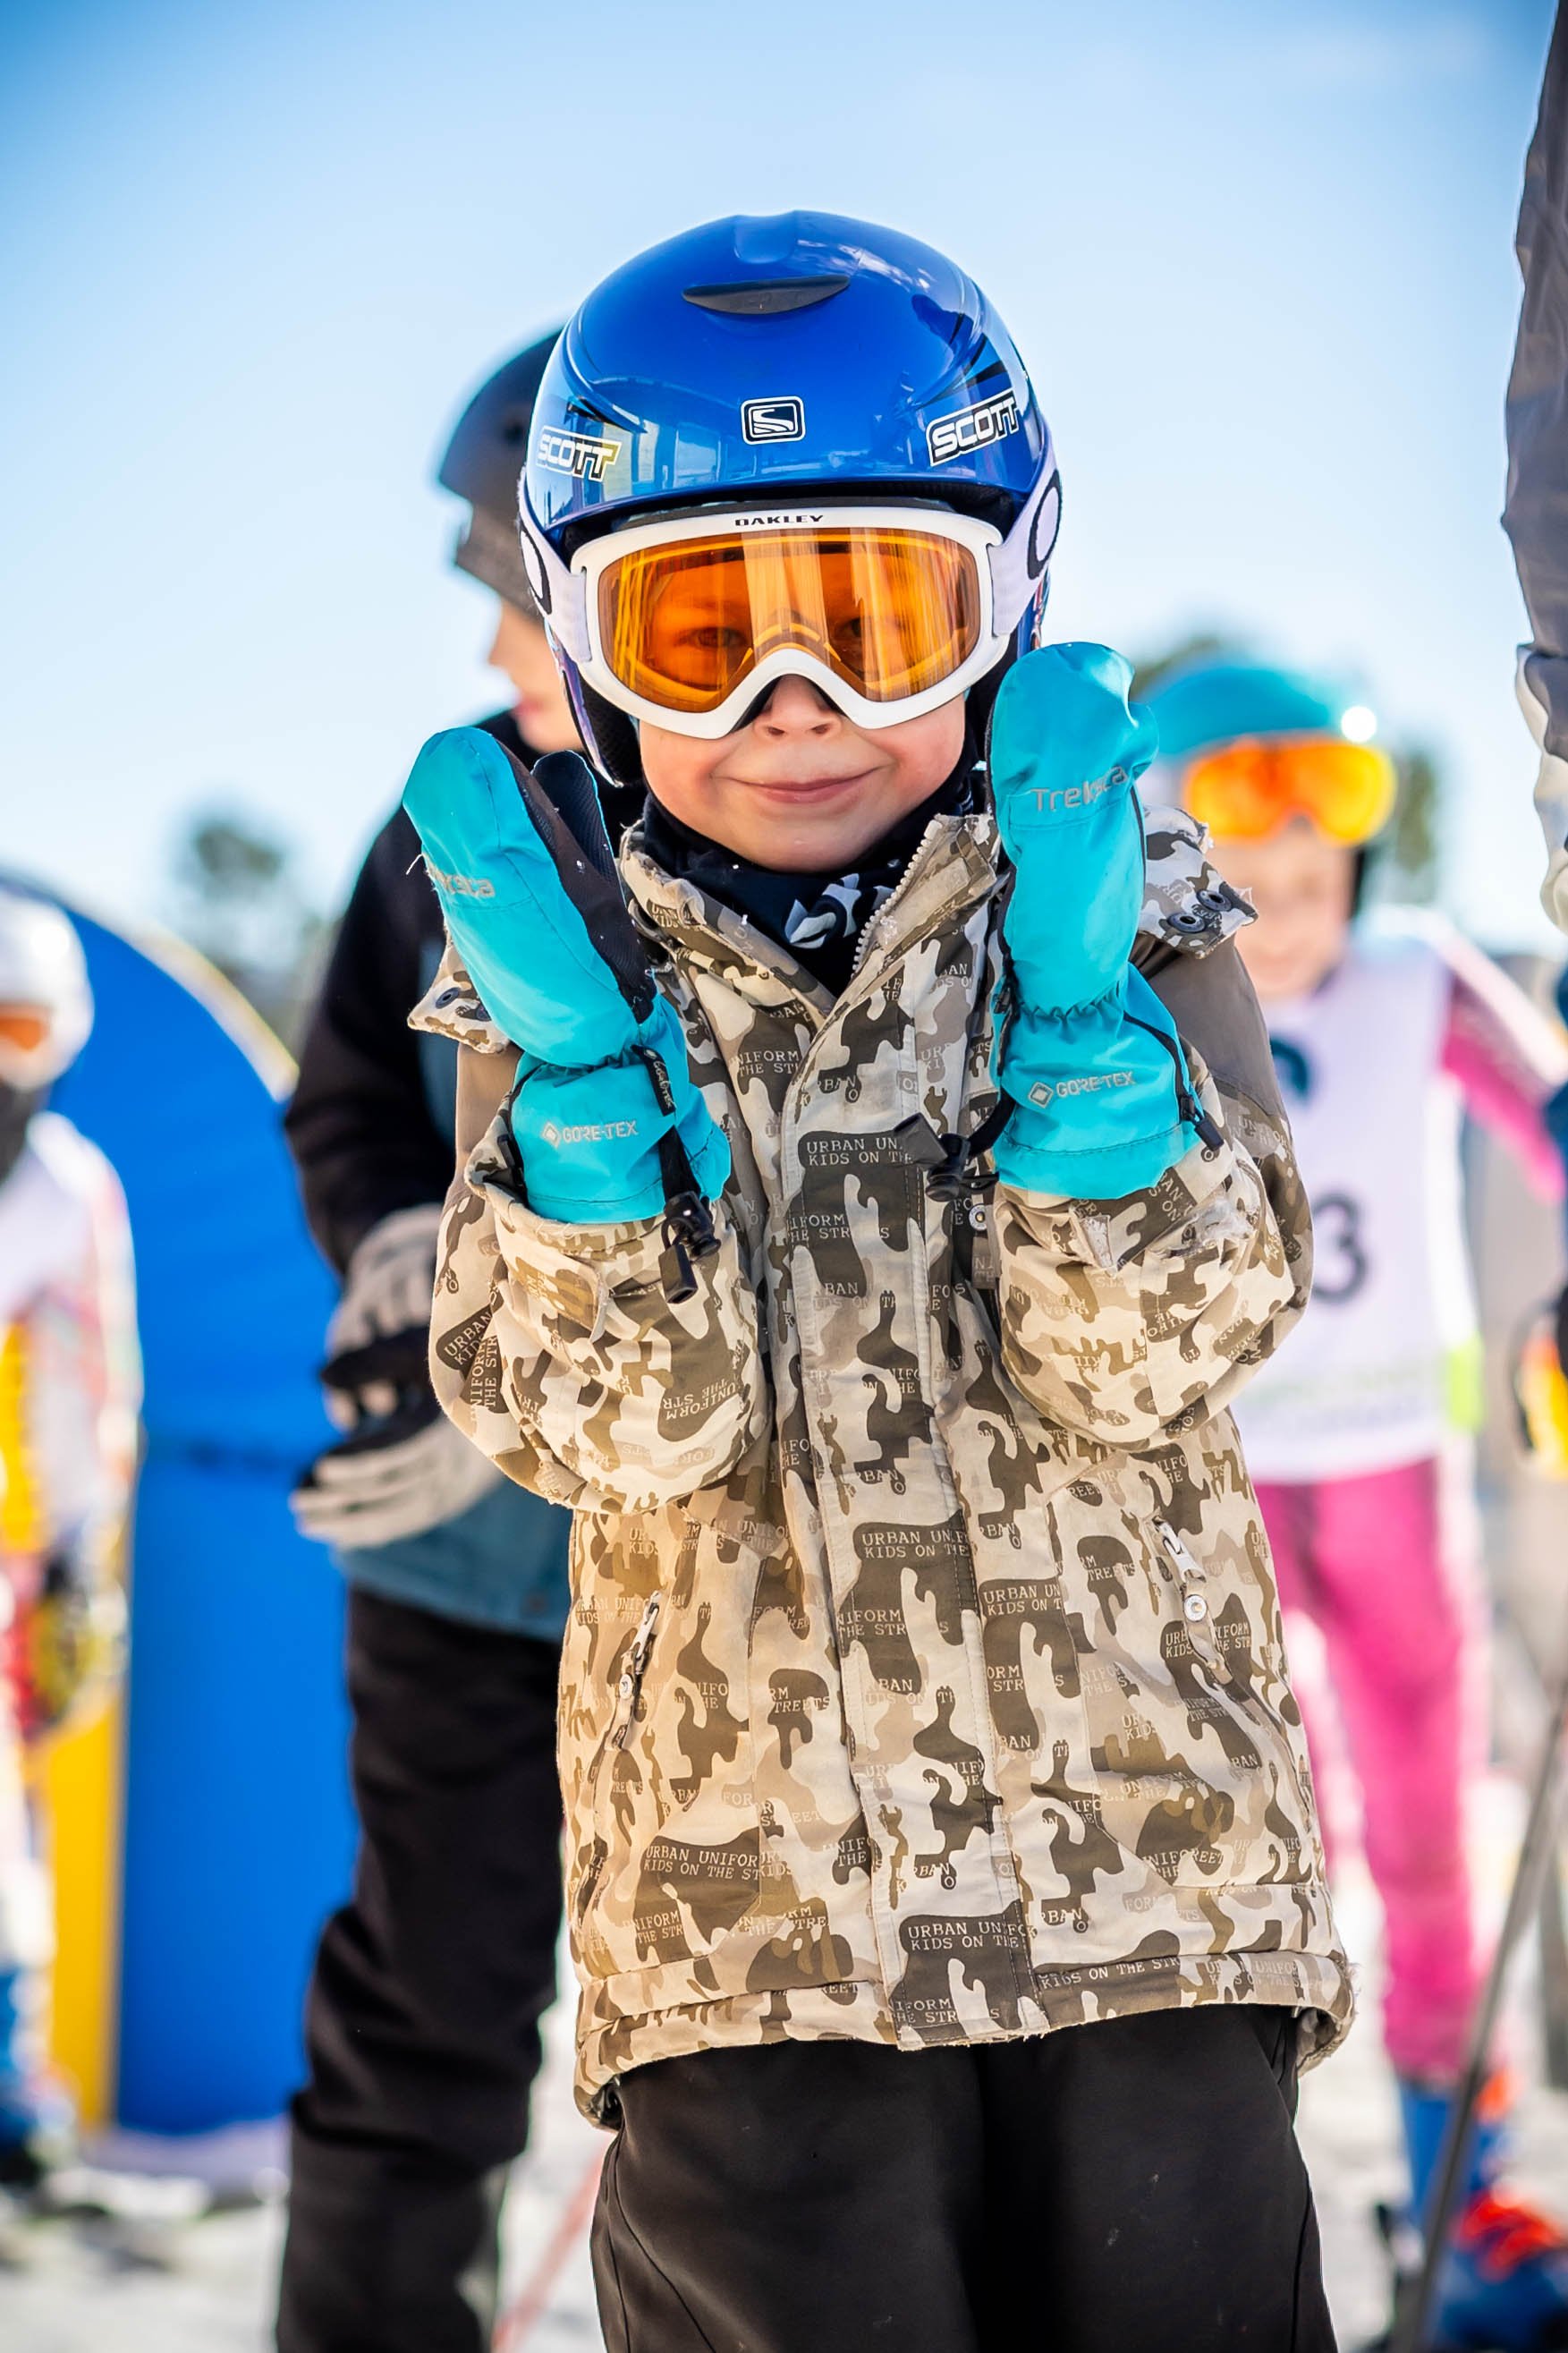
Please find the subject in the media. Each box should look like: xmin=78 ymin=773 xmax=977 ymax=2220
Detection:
xmin=642 ymin=768 xmax=974 ymax=996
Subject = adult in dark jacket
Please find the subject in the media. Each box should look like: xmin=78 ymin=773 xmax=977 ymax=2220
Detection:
xmin=276 ymin=336 xmax=584 ymax=2353
xmin=1508 ymin=0 xmax=1568 ymax=934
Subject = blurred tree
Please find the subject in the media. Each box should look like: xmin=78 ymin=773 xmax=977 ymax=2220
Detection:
xmin=1129 ymin=630 xmax=1248 ymax=702
xmin=167 ymin=806 xmax=328 ymax=1051
xmin=1382 ymin=746 xmax=1442 ymax=905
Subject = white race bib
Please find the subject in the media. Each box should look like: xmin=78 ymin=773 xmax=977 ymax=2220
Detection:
xmin=1234 ymin=923 xmax=1471 ymax=1482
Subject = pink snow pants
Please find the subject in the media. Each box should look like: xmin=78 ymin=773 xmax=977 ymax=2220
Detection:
xmin=1253 ymin=1456 xmax=1482 ymax=2083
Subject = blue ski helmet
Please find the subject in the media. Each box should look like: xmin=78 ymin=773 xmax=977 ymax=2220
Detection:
xmin=519 ymin=212 xmax=1059 ymax=780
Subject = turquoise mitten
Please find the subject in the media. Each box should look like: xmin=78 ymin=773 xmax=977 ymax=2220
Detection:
xmin=990 ymin=643 xmax=1217 ymax=1199
xmin=403 ymin=727 xmax=728 ymax=1244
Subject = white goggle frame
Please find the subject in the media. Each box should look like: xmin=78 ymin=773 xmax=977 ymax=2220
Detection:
xmin=517 ymin=465 xmax=1061 ymax=739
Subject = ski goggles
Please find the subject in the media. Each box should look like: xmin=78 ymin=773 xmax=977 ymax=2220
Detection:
xmin=0 ymin=1005 xmax=56 ymax=1088
xmin=521 ymin=479 xmax=1061 ymax=737
xmin=1183 ymin=735 xmax=1396 ymax=845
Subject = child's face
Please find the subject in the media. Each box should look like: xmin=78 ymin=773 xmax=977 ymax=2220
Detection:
xmin=641 ymin=677 xmax=966 ymax=871
xmin=1208 ymin=818 xmax=1356 ymax=1003
xmin=487 ymin=601 xmax=581 ymax=755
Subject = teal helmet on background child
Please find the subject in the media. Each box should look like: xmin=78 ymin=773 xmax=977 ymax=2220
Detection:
xmin=1142 ymin=658 xmax=1395 ymax=845
xmin=1145 ymin=659 xmax=1357 ymax=760
xmin=517 ymin=211 xmax=1061 ymax=782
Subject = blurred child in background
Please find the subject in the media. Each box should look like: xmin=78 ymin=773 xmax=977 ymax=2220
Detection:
xmin=278 ymin=338 xmax=587 ymax=2353
xmin=0 ymin=889 xmax=138 ymax=2192
xmin=1147 ymin=659 xmax=1568 ymax=2353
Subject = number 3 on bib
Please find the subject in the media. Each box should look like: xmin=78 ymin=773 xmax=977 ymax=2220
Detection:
xmin=1311 ymin=1191 xmax=1368 ymax=1304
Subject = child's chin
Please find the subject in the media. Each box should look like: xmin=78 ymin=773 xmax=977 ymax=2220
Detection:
xmin=749 ymin=818 xmax=871 ymax=871
xmin=701 ymin=794 xmax=850 ymax=866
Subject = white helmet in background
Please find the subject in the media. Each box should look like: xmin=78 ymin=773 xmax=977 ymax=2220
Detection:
xmin=0 ymin=888 xmax=93 ymax=1088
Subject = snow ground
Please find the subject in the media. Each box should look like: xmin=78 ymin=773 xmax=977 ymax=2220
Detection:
xmin=6 ymin=1817 xmax=1568 ymax=2353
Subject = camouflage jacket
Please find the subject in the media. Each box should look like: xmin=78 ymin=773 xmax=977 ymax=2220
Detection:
xmin=416 ymin=803 xmax=1352 ymax=2117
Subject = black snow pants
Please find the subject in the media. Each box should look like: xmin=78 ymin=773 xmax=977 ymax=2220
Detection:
xmin=276 ymin=1589 xmax=564 ymax=2353
xmin=592 ymin=2005 xmax=1336 ymax=2353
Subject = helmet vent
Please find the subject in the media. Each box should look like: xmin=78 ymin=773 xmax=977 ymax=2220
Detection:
xmin=682 ymin=275 xmax=851 ymax=316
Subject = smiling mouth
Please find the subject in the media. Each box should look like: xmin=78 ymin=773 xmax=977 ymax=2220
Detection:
xmin=742 ymin=769 xmax=873 ymax=803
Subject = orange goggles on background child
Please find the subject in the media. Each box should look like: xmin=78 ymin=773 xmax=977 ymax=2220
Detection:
xmin=1183 ymin=734 xmax=1397 ymax=845
xmin=0 ymin=1005 xmax=56 ymax=1088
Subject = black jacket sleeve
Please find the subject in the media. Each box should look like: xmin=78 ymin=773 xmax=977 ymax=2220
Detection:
xmin=284 ymin=804 xmax=451 ymax=1274
xmin=284 ymin=711 xmax=640 ymax=1275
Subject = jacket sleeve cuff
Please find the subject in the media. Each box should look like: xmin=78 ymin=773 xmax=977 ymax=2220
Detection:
xmin=409 ymin=941 xmax=511 ymax=1053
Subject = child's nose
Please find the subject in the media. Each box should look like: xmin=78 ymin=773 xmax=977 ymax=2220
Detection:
xmin=753 ymin=675 xmax=841 ymax=735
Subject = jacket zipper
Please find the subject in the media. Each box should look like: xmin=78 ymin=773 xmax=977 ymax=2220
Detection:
xmin=579 ymin=1595 xmax=662 ymax=1910
xmin=780 ymin=829 xmax=996 ymax=1138
xmin=777 ymin=830 xmax=987 ymax=1664
xmin=612 ymin=1596 xmax=661 ymax=1746
xmin=844 ymin=815 xmax=971 ymax=984
xmin=1153 ymin=1519 xmax=1211 ymax=1626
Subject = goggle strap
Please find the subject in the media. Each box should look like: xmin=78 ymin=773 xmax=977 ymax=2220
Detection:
xmin=988 ymin=458 xmax=1062 ymax=635
xmin=519 ymin=493 xmax=589 ymax=661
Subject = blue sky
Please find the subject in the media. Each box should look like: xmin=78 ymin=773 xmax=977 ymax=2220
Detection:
xmin=1 ymin=0 xmax=1558 ymax=944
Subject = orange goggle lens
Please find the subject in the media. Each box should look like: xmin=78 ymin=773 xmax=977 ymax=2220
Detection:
xmin=0 ymin=1007 xmax=51 ymax=1054
xmin=597 ymin=524 xmax=984 ymax=715
xmin=1185 ymin=736 xmax=1397 ymax=845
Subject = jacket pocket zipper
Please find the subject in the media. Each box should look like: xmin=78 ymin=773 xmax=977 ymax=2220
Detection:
xmin=611 ymin=1596 xmax=662 ymax=1748
xmin=1153 ymin=1519 xmax=1213 ymax=1630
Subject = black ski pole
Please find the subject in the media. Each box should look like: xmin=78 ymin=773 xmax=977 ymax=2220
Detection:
xmin=1390 ymin=1647 xmax=1568 ymax=2353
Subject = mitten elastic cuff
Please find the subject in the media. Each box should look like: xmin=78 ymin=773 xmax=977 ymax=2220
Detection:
xmin=509 ymin=996 xmax=730 ymax=1224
